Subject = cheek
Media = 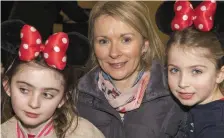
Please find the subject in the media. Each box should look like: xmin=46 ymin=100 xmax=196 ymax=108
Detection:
xmin=168 ymin=75 xmax=177 ymax=88
xmin=193 ymin=75 xmax=217 ymax=90
xmin=10 ymin=92 xmax=25 ymax=106
xmin=94 ymin=46 xmax=107 ymax=60
xmin=124 ymin=44 xmax=142 ymax=57
xmin=11 ymin=96 xmax=26 ymax=113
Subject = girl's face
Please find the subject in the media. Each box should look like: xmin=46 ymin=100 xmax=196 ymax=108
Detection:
xmin=7 ymin=63 xmax=65 ymax=131
xmin=93 ymin=15 xmax=149 ymax=87
xmin=167 ymin=46 xmax=224 ymax=106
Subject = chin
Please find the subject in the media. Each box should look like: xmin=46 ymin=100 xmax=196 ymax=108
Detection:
xmin=108 ymin=71 xmax=127 ymax=80
xmin=179 ymin=99 xmax=197 ymax=107
xmin=20 ymin=119 xmax=43 ymax=127
xmin=19 ymin=116 xmax=44 ymax=126
xmin=109 ymin=75 xmax=126 ymax=81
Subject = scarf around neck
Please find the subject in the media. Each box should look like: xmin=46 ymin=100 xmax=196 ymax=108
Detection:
xmin=16 ymin=118 xmax=53 ymax=138
xmin=98 ymin=70 xmax=150 ymax=113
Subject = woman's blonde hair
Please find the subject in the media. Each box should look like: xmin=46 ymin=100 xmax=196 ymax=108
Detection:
xmin=88 ymin=1 xmax=165 ymax=70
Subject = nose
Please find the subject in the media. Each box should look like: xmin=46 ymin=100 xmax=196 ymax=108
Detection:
xmin=109 ymin=42 xmax=121 ymax=59
xmin=178 ymin=73 xmax=189 ymax=89
xmin=28 ymin=93 xmax=41 ymax=109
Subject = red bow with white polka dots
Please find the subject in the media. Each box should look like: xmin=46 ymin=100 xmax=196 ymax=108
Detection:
xmin=171 ymin=0 xmax=217 ymax=32
xmin=19 ymin=25 xmax=69 ymax=70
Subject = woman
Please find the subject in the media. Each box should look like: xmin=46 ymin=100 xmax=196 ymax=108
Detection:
xmin=76 ymin=1 xmax=187 ymax=138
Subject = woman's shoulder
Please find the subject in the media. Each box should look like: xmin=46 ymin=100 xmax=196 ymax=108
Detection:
xmin=66 ymin=117 xmax=105 ymax=138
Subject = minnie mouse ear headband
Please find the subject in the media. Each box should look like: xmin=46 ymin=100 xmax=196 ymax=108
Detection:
xmin=2 ymin=19 xmax=90 ymax=70
xmin=156 ymin=0 xmax=224 ymax=48
xmin=156 ymin=0 xmax=223 ymax=34
xmin=19 ymin=24 xmax=69 ymax=70
xmin=66 ymin=32 xmax=90 ymax=66
xmin=1 ymin=19 xmax=25 ymax=55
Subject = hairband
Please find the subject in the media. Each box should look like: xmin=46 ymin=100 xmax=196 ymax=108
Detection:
xmin=19 ymin=25 xmax=69 ymax=70
xmin=171 ymin=0 xmax=216 ymax=32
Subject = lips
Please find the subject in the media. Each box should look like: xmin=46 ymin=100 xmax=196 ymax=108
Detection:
xmin=25 ymin=112 xmax=39 ymax=118
xmin=178 ymin=92 xmax=194 ymax=100
xmin=109 ymin=62 xmax=127 ymax=69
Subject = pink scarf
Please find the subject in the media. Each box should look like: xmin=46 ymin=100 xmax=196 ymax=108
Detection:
xmin=98 ymin=71 xmax=150 ymax=112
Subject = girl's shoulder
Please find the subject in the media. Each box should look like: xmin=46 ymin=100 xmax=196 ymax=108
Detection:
xmin=66 ymin=117 xmax=105 ymax=138
xmin=1 ymin=116 xmax=17 ymax=137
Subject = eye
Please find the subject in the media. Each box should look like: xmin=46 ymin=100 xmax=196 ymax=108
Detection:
xmin=122 ymin=37 xmax=131 ymax=43
xmin=43 ymin=92 xmax=54 ymax=99
xmin=19 ymin=88 xmax=29 ymax=94
xmin=192 ymin=69 xmax=202 ymax=75
xmin=169 ymin=68 xmax=179 ymax=74
xmin=98 ymin=39 xmax=109 ymax=45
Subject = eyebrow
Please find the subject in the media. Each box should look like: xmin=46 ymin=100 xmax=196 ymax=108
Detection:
xmin=17 ymin=81 xmax=60 ymax=92
xmin=17 ymin=81 xmax=34 ymax=88
xmin=43 ymin=88 xmax=60 ymax=92
xmin=120 ymin=33 xmax=135 ymax=37
xmin=168 ymin=64 xmax=207 ymax=68
xmin=95 ymin=33 xmax=135 ymax=38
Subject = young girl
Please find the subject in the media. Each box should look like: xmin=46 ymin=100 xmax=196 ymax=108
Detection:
xmin=167 ymin=27 xmax=224 ymax=137
xmin=1 ymin=23 xmax=105 ymax=138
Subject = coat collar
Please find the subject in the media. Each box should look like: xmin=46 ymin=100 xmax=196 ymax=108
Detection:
xmin=77 ymin=60 xmax=170 ymax=103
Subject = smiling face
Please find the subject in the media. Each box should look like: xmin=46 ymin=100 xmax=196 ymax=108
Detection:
xmin=93 ymin=15 xmax=149 ymax=88
xmin=7 ymin=63 xmax=65 ymax=131
xmin=167 ymin=46 xmax=224 ymax=106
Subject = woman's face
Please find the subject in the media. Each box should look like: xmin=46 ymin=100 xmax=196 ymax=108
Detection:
xmin=93 ymin=15 xmax=149 ymax=85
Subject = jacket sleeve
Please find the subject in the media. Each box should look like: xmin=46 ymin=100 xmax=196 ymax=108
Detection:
xmin=76 ymin=92 xmax=112 ymax=138
xmin=197 ymin=126 xmax=224 ymax=138
xmin=159 ymin=96 xmax=188 ymax=138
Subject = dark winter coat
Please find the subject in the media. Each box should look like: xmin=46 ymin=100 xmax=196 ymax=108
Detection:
xmin=76 ymin=60 xmax=187 ymax=138
xmin=187 ymin=99 xmax=224 ymax=138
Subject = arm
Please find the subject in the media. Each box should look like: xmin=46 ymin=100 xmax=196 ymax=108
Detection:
xmin=158 ymin=96 xmax=188 ymax=138
xmin=76 ymin=93 xmax=113 ymax=138
xmin=197 ymin=126 xmax=224 ymax=138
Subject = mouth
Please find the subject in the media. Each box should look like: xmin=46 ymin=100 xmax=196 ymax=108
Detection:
xmin=108 ymin=62 xmax=127 ymax=69
xmin=25 ymin=112 xmax=39 ymax=118
xmin=177 ymin=92 xmax=194 ymax=100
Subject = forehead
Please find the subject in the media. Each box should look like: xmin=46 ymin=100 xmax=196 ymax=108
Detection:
xmin=168 ymin=45 xmax=216 ymax=67
xmin=94 ymin=15 xmax=138 ymax=36
xmin=12 ymin=63 xmax=64 ymax=88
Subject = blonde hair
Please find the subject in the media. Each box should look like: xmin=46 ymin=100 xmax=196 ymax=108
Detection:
xmin=88 ymin=1 xmax=165 ymax=70
xmin=166 ymin=27 xmax=224 ymax=90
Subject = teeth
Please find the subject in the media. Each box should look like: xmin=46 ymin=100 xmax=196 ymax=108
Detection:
xmin=110 ymin=62 xmax=125 ymax=68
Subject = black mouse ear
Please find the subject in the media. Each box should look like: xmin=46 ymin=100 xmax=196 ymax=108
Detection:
xmin=155 ymin=1 xmax=175 ymax=35
xmin=66 ymin=32 xmax=91 ymax=66
xmin=155 ymin=1 xmax=210 ymax=35
xmin=214 ymin=1 xmax=224 ymax=33
xmin=1 ymin=19 xmax=26 ymax=54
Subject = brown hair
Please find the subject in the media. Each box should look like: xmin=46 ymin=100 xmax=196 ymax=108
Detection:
xmin=88 ymin=1 xmax=165 ymax=70
xmin=166 ymin=27 xmax=224 ymax=90
xmin=1 ymin=55 xmax=78 ymax=138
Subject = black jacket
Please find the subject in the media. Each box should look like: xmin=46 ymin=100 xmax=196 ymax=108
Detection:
xmin=187 ymin=99 xmax=224 ymax=138
xmin=76 ymin=60 xmax=187 ymax=138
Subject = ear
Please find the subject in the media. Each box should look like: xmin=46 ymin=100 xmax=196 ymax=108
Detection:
xmin=57 ymin=98 xmax=65 ymax=108
xmin=216 ymin=66 xmax=224 ymax=83
xmin=142 ymin=40 xmax=149 ymax=54
xmin=2 ymin=77 xmax=11 ymax=97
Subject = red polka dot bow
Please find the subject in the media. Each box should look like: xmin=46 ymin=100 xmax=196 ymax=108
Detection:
xmin=171 ymin=0 xmax=217 ymax=32
xmin=19 ymin=25 xmax=69 ymax=70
